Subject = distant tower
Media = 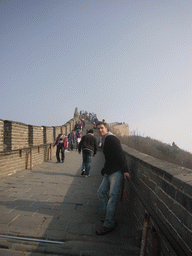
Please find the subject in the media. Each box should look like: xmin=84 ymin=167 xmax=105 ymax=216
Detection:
xmin=74 ymin=107 xmax=79 ymax=117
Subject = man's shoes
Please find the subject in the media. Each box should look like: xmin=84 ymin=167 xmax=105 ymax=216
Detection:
xmin=84 ymin=174 xmax=90 ymax=177
xmin=96 ymin=225 xmax=116 ymax=235
xmin=62 ymin=160 xmax=64 ymax=163
xmin=56 ymin=161 xmax=60 ymax=163
xmin=81 ymin=169 xmax=85 ymax=176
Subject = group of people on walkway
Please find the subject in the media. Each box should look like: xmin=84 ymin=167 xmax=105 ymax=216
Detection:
xmin=53 ymin=115 xmax=86 ymax=162
xmin=53 ymin=118 xmax=130 ymax=236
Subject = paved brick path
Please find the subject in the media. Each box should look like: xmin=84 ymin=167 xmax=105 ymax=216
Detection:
xmin=0 ymin=121 xmax=140 ymax=255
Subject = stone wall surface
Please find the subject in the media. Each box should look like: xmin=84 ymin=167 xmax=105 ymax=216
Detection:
xmin=0 ymin=146 xmax=56 ymax=178
xmin=0 ymin=110 xmax=80 ymax=178
xmin=113 ymin=123 xmax=129 ymax=136
xmin=0 ymin=151 xmax=26 ymax=177
xmin=32 ymin=126 xmax=44 ymax=146
xmin=108 ymin=122 xmax=129 ymax=137
xmin=4 ymin=120 xmax=29 ymax=150
xmin=4 ymin=120 xmax=12 ymax=151
xmin=122 ymin=145 xmax=192 ymax=256
xmin=65 ymin=123 xmax=71 ymax=136
xmin=43 ymin=126 xmax=54 ymax=144
xmin=54 ymin=126 xmax=62 ymax=140
xmin=107 ymin=122 xmax=119 ymax=127
xmin=12 ymin=121 xmax=29 ymax=149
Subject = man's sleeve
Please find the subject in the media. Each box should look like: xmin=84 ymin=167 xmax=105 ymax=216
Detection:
xmin=109 ymin=136 xmax=129 ymax=173
xmin=53 ymin=135 xmax=59 ymax=146
xmin=94 ymin=137 xmax=97 ymax=154
xmin=78 ymin=136 xmax=83 ymax=152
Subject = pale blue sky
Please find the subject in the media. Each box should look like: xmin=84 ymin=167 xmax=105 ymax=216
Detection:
xmin=1 ymin=0 xmax=192 ymax=153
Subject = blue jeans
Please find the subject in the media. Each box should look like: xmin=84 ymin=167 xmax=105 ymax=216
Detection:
xmin=56 ymin=144 xmax=65 ymax=162
xmin=82 ymin=150 xmax=92 ymax=175
xmin=68 ymin=139 xmax=74 ymax=150
xmin=76 ymin=129 xmax=80 ymax=135
xmin=98 ymin=171 xmax=123 ymax=228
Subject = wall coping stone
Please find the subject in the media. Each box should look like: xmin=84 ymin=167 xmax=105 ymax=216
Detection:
xmin=4 ymin=120 xmax=29 ymax=126
xmin=42 ymin=125 xmax=54 ymax=128
xmin=122 ymin=144 xmax=192 ymax=197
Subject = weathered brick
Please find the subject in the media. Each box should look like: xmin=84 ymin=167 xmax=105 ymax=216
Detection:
xmin=122 ymin=147 xmax=192 ymax=255
xmin=0 ymin=116 xmax=78 ymax=178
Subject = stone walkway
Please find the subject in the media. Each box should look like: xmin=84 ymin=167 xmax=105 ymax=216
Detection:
xmin=0 ymin=122 xmax=140 ymax=256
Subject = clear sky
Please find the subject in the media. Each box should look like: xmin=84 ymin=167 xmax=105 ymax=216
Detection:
xmin=1 ymin=0 xmax=192 ymax=153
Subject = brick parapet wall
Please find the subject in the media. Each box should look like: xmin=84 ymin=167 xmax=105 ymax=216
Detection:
xmin=54 ymin=127 xmax=62 ymax=140
xmin=0 ymin=151 xmax=26 ymax=178
xmin=65 ymin=123 xmax=71 ymax=136
xmin=0 ymin=145 xmax=54 ymax=178
xmin=43 ymin=126 xmax=54 ymax=144
xmin=108 ymin=122 xmax=129 ymax=137
xmin=32 ymin=126 xmax=44 ymax=146
xmin=0 ymin=113 xmax=80 ymax=178
xmin=4 ymin=120 xmax=29 ymax=150
xmin=4 ymin=120 xmax=12 ymax=151
xmin=122 ymin=144 xmax=192 ymax=256
xmin=12 ymin=121 xmax=29 ymax=149
xmin=107 ymin=122 xmax=119 ymax=127
xmin=69 ymin=119 xmax=75 ymax=131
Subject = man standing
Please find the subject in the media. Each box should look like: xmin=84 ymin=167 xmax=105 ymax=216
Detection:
xmin=74 ymin=121 xmax=81 ymax=135
xmin=78 ymin=129 xmax=97 ymax=177
xmin=68 ymin=130 xmax=76 ymax=151
xmin=96 ymin=121 xmax=130 ymax=235
xmin=53 ymin=129 xmax=68 ymax=163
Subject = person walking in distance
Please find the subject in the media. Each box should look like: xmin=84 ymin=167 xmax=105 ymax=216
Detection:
xmin=78 ymin=129 xmax=97 ymax=177
xmin=76 ymin=130 xmax=82 ymax=150
xmin=53 ymin=129 xmax=68 ymax=163
xmin=74 ymin=121 xmax=81 ymax=135
xmin=96 ymin=121 xmax=130 ymax=235
xmin=68 ymin=130 xmax=76 ymax=151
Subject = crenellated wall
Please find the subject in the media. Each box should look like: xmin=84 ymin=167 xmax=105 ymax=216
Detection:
xmin=54 ymin=126 xmax=62 ymax=140
xmin=0 ymin=109 xmax=80 ymax=178
xmin=108 ymin=122 xmax=129 ymax=137
xmin=43 ymin=126 xmax=54 ymax=144
xmin=29 ymin=125 xmax=44 ymax=146
xmin=4 ymin=120 xmax=29 ymax=150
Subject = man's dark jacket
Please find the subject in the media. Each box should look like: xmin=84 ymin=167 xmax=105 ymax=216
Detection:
xmin=78 ymin=134 xmax=97 ymax=154
xmin=102 ymin=134 xmax=128 ymax=175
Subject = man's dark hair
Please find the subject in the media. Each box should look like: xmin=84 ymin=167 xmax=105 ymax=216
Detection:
xmin=87 ymin=129 xmax=94 ymax=134
xmin=96 ymin=121 xmax=107 ymax=127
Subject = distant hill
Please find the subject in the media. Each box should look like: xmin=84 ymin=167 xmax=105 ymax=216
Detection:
xmin=118 ymin=134 xmax=192 ymax=170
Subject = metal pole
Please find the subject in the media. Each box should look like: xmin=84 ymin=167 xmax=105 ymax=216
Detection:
xmin=30 ymin=148 xmax=32 ymax=170
xmin=25 ymin=151 xmax=29 ymax=169
xmin=0 ymin=234 xmax=64 ymax=245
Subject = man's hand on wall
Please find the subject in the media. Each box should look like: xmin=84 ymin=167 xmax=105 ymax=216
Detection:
xmin=124 ymin=172 xmax=130 ymax=179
